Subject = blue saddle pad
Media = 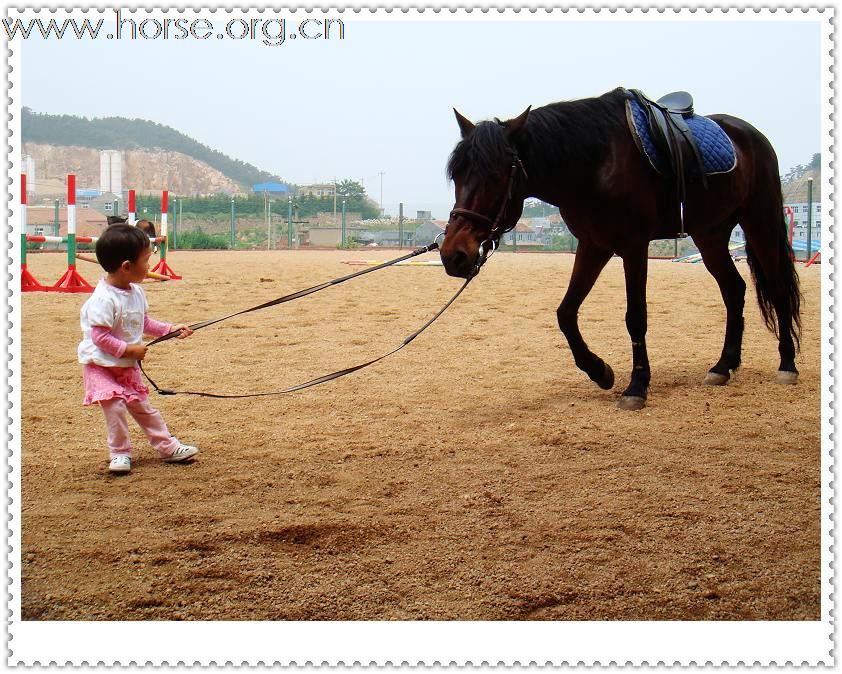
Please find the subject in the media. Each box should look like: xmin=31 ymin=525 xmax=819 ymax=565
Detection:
xmin=627 ymin=98 xmax=737 ymax=175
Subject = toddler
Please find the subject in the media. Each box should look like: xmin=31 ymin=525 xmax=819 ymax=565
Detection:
xmin=78 ymin=224 xmax=199 ymax=474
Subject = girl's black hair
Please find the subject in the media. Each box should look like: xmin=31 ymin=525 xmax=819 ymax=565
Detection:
xmin=95 ymin=224 xmax=151 ymax=273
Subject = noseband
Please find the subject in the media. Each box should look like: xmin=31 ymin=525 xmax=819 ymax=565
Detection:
xmin=448 ymin=150 xmax=528 ymax=272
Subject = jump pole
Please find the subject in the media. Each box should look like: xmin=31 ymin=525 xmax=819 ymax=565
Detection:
xmin=76 ymin=252 xmax=170 ymax=281
xmin=51 ymin=174 xmax=94 ymax=292
xmin=20 ymin=173 xmax=47 ymax=292
xmin=150 ymin=189 xmax=182 ymax=279
xmin=128 ymin=189 xmax=136 ymax=226
xmin=26 ymin=234 xmax=167 ymax=276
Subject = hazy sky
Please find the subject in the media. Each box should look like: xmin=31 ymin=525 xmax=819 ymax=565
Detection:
xmin=20 ymin=11 xmax=825 ymax=219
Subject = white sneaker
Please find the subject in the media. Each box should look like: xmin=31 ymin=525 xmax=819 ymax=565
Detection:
xmin=109 ymin=456 xmax=132 ymax=473
xmin=163 ymin=445 xmax=199 ymax=463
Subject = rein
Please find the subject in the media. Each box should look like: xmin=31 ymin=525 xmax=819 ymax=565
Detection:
xmin=138 ymin=241 xmax=478 ymax=399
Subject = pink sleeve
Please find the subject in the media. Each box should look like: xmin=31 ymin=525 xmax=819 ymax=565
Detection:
xmin=144 ymin=315 xmax=172 ymax=337
xmin=91 ymin=326 xmax=127 ymax=358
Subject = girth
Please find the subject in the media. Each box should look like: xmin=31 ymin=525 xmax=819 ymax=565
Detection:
xmin=627 ymin=88 xmax=708 ymax=237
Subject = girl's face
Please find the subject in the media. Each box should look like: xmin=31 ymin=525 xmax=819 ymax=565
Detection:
xmin=122 ymin=246 xmax=152 ymax=284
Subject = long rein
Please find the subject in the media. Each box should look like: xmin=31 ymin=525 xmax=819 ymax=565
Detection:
xmin=138 ymin=241 xmax=478 ymax=399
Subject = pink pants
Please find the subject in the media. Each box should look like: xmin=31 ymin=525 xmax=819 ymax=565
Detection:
xmin=100 ymin=398 xmax=180 ymax=459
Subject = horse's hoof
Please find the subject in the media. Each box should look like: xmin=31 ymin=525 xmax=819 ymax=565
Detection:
xmin=617 ymin=395 xmax=646 ymax=411
xmin=703 ymin=371 xmax=730 ymax=386
xmin=776 ymin=370 xmax=799 ymax=385
xmin=596 ymin=363 xmax=615 ymax=390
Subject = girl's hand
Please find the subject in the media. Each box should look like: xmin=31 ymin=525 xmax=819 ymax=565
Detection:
xmin=124 ymin=343 xmax=148 ymax=360
xmin=172 ymin=324 xmax=194 ymax=339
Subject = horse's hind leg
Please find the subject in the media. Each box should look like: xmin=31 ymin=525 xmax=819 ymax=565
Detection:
xmin=556 ymin=242 xmax=615 ymax=391
xmin=694 ymin=228 xmax=746 ymax=385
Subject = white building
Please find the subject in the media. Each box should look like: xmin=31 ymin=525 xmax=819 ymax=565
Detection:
xmin=730 ymin=174 xmax=822 ymax=258
xmin=730 ymin=201 xmax=821 ymax=248
xmin=297 ymin=183 xmax=336 ymax=198
xmin=786 ymin=202 xmax=821 ymax=242
xmin=99 ymin=150 xmax=122 ymax=196
xmin=22 ymin=154 xmax=36 ymax=200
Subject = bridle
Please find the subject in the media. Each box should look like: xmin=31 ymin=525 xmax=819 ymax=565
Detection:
xmin=448 ymin=148 xmax=528 ymax=272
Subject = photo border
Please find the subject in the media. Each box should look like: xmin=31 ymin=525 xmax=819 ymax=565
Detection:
xmin=4 ymin=4 xmax=835 ymax=666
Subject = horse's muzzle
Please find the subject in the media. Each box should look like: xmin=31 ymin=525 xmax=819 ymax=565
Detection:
xmin=440 ymin=249 xmax=475 ymax=279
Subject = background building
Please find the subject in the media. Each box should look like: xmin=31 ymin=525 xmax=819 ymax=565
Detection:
xmin=99 ymin=150 xmax=122 ymax=196
xmin=23 ymin=154 xmax=36 ymax=200
xmin=252 ymin=182 xmax=290 ymax=199
xmin=298 ymin=183 xmax=336 ymax=198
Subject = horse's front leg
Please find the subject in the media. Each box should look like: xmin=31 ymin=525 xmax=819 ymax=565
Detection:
xmin=618 ymin=249 xmax=650 ymax=411
xmin=556 ymin=242 xmax=615 ymax=390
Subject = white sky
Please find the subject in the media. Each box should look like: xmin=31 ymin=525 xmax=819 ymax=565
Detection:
xmin=20 ymin=10 xmax=825 ymax=219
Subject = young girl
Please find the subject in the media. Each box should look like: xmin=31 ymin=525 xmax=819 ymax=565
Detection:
xmin=78 ymin=224 xmax=199 ymax=474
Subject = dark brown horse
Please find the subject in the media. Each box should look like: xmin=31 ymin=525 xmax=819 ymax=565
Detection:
xmin=107 ymin=215 xmax=158 ymax=251
xmin=107 ymin=214 xmax=156 ymax=238
xmin=441 ymin=87 xmax=801 ymax=410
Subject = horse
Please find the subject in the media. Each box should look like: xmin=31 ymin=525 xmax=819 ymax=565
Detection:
xmin=440 ymin=87 xmax=802 ymax=410
xmin=107 ymin=214 xmax=158 ymax=252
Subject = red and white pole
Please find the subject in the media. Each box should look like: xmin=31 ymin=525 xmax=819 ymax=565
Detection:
xmin=150 ymin=189 xmax=181 ymax=279
xmin=21 ymin=172 xmax=45 ymax=291
xmin=160 ymin=190 xmax=168 ymax=238
xmin=21 ymin=172 xmax=26 ymax=228
xmin=128 ymin=189 xmax=136 ymax=226
xmin=67 ymin=174 xmax=76 ymax=236
xmin=51 ymin=174 xmax=92 ymax=292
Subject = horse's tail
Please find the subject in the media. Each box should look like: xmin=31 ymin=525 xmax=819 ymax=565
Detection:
xmin=744 ymin=212 xmax=802 ymax=351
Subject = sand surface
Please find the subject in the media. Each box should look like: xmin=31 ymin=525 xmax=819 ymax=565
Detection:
xmin=20 ymin=249 xmax=822 ymax=620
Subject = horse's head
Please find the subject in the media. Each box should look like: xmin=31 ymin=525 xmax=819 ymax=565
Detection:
xmin=441 ymin=107 xmax=531 ymax=278
xmin=135 ymin=219 xmax=157 ymax=238
xmin=107 ymin=215 xmax=128 ymax=226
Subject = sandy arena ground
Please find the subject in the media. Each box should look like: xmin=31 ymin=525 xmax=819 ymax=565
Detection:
xmin=19 ymin=249 xmax=822 ymax=620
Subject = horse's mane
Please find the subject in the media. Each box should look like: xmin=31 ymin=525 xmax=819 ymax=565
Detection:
xmin=447 ymin=119 xmax=512 ymax=182
xmin=447 ymin=88 xmax=628 ymax=182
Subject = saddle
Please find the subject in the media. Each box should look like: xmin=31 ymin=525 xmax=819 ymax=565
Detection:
xmin=627 ymin=89 xmax=708 ymax=237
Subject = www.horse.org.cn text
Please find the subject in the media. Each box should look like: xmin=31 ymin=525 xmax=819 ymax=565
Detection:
xmin=3 ymin=11 xmax=346 ymax=47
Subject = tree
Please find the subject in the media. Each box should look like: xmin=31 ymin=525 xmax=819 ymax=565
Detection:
xmin=336 ymin=179 xmax=367 ymax=199
xmin=781 ymin=154 xmax=821 ymax=184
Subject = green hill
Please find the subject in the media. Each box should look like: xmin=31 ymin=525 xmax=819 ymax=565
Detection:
xmin=21 ymin=107 xmax=281 ymax=189
xmin=781 ymin=153 xmax=821 ymax=202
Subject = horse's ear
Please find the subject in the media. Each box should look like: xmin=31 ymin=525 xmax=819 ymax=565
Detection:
xmin=505 ymin=106 xmax=531 ymax=142
xmin=454 ymin=108 xmax=475 ymax=139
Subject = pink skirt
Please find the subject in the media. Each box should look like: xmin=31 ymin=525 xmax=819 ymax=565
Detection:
xmin=82 ymin=363 xmax=149 ymax=406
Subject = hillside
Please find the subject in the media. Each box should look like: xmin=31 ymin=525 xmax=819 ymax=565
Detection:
xmin=21 ymin=108 xmax=281 ymax=191
xmin=23 ymin=143 xmax=243 ymax=199
xmin=781 ymin=158 xmax=821 ymax=203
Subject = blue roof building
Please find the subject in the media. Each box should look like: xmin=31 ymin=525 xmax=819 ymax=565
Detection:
xmin=252 ymin=182 xmax=289 ymax=195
